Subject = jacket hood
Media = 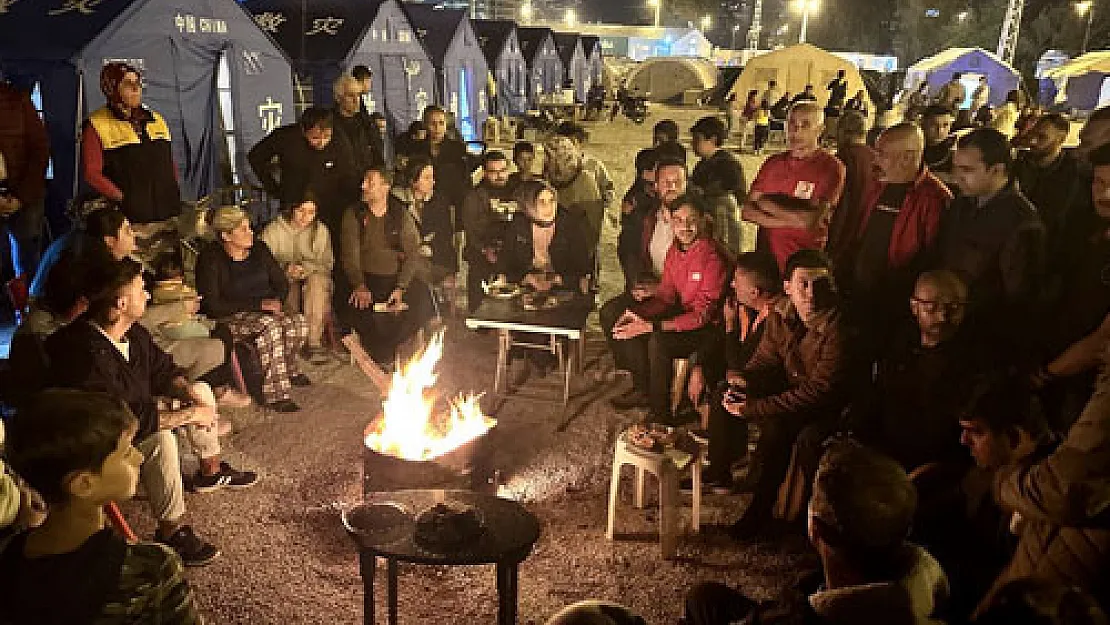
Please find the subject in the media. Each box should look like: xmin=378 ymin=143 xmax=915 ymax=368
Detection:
xmin=809 ymin=545 xmax=949 ymax=625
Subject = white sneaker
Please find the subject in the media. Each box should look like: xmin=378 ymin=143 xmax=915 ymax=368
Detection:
xmin=215 ymin=387 xmax=253 ymax=409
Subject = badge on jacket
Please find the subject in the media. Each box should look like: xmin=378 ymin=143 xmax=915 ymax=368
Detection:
xmin=691 ymin=272 xmax=702 ymax=281
xmin=794 ymin=181 xmax=815 ymax=200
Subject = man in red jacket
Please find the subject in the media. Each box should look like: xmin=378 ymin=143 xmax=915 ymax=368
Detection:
xmin=0 ymin=81 xmax=50 ymax=302
xmin=609 ymin=192 xmax=728 ymax=423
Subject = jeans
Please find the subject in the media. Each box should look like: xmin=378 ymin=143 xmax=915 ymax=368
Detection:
xmin=0 ymin=198 xmax=45 ymax=279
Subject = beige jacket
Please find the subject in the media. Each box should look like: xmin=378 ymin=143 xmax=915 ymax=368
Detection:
xmin=260 ymin=215 xmax=335 ymax=276
xmin=810 ymin=545 xmax=949 ymax=625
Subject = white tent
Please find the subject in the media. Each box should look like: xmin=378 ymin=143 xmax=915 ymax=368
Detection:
xmin=626 ymin=57 xmax=716 ymax=103
xmin=729 ymin=43 xmax=872 ymax=111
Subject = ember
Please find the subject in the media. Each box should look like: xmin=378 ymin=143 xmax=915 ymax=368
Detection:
xmin=364 ymin=330 xmax=496 ymax=461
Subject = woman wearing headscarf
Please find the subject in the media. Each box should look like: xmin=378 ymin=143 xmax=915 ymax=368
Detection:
xmin=81 ymin=62 xmax=180 ymax=225
xmin=543 ymin=134 xmax=603 ymax=249
xmin=498 ymin=179 xmax=592 ymax=295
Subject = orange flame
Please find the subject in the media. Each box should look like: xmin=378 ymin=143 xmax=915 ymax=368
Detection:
xmin=364 ymin=330 xmax=496 ymax=461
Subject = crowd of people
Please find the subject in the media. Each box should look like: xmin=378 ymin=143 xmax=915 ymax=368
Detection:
xmin=2 ymin=55 xmax=1110 ymax=624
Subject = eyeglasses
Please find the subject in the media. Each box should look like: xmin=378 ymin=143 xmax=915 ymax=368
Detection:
xmin=910 ymin=297 xmax=967 ymax=315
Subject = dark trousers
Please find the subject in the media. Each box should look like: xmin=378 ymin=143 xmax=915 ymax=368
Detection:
xmin=744 ymin=410 xmax=837 ymax=522
xmin=0 ymin=199 xmax=45 ymax=280
xmin=753 ymin=125 xmax=770 ymax=151
xmin=684 ymin=582 xmax=757 ymax=625
xmin=466 ymin=255 xmax=497 ymax=313
xmin=707 ymin=391 xmax=749 ymax=483
xmin=344 ymin=273 xmax=433 ymax=364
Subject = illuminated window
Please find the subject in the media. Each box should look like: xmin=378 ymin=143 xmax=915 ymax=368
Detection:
xmin=217 ymin=52 xmax=240 ymax=185
xmin=30 ymin=82 xmax=54 ymax=180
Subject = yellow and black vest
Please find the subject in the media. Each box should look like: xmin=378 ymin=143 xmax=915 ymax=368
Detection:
xmin=87 ymin=106 xmax=181 ymax=224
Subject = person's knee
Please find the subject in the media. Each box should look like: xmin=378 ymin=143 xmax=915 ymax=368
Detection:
xmin=599 ymin=296 xmax=625 ymax=329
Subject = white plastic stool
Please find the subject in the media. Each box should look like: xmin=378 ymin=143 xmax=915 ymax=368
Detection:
xmin=606 ymin=430 xmax=701 ymax=559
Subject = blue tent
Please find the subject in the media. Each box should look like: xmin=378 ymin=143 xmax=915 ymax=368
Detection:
xmin=404 ymin=4 xmax=489 ymax=141
xmin=553 ymin=32 xmax=588 ymax=103
xmin=517 ymin=27 xmax=563 ymax=107
xmin=905 ymin=48 xmax=1020 ymax=108
xmin=581 ymin=35 xmax=603 ymax=89
xmin=242 ymin=0 xmax=436 ymax=133
xmin=0 ymin=0 xmax=294 ymax=225
xmin=472 ymin=19 xmax=528 ymax=116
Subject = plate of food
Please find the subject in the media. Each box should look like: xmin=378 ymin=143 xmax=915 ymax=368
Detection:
xmin=482 ymin=278 xmax=521 ymax=299
xmin=414 ymin=501 xmax=486 ymax=551
xmin=521 ymin=292 xmax=560 ymax=311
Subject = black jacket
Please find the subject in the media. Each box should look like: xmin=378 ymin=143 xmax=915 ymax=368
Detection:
xmin=411 ymin=138 xmax=472 ymax=207
xmin=393 ymin=188 xmax=458 ymax=276
xmin=195 ymin=240 xmax=289 ymax=319
xmin=333 ymin=109 xmax=385 ymax=174
xmin=45 ymin=320 xmax=184 ymax=440
xmin=498 ymin=209 xmax=593 ymax=287
xmin=691 ymin=148 xmax=746 ymax=204
xmin=247 ymin=123 xmax=360 ymax=225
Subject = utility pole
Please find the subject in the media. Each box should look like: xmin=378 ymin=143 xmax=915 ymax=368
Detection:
xmin=997 ymin=0 xmax=1025 ymax=65
xmin=746 ymin=0 xmax=762 ymax=50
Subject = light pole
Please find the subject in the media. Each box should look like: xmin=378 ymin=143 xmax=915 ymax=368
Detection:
xmin=793 ymin=0 xmax=819 ymax=44
xmin=731 ymin=23 xmax=740 ymax=48
xmin=647 ymin=0 xmax=661 ymax=28
xmin=520 ymin=1 xmax=532 ymax=23
xmin=700 ymin=14 xmax=711 ymax=32
xmin=1077 ymin=1 xmax=1095 ymax=54
xmin=564 ymin=7 xmax=576 ymax=26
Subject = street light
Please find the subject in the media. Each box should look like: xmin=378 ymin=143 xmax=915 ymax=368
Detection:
xmin=647 ymin=0 xmax=661 ymax=28
xmin=564 ymin=7 xmax=576 ymax=26
xmin=731 ymin=23 xmax=740 ymax=48
xmin=520 ymin=1 xmax=533 ymax=23
xmin=1076 ymin=0 xmax=1095 ymax=54
xmin=792 ymin=0 xmax=819 ymax=44
xmin=700 ymin=15 xmax=711 ymax=32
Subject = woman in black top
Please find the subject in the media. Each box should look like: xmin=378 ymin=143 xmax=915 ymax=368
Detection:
xmin=499 ymin=179 xmax=593 ymax=294
xmin=392 ymin=156 xmax=458 ymax=290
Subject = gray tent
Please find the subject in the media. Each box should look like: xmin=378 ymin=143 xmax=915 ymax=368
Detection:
xmin=554 ymin=32 xmax=588 ymax=102
xmin=517 ymin=27 xmax=564 ymax=106
xmin=581 ymin=35 xmax=604 ymax=90
xmin=472 ymin=19 xmax=528 ymax=115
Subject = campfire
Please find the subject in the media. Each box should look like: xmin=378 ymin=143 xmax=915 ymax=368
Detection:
xmin=363 ymin=330 xmax=496 ymax=462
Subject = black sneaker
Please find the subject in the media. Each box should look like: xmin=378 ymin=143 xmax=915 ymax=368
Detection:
xmin=268 ymin=399 xmax=301 ymax=412
xmin=193 ymin=462 xmax=260 ymax=493
xmin=290 ymin=373 xmax=312 ymax=387
xmin=157 ymin=525 xmax=220 ymax=567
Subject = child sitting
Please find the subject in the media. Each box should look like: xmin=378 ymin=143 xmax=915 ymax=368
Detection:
xmin=148 ymin=248 xmax=214 ymax=341
xmin=0 ymin=389 xmax=203 ymax=624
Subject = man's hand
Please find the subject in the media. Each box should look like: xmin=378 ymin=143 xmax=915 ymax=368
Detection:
xmin=286 ymin=263 xmax=306 ymax=280
xmin=612 ymin=313 xmax=653 ymax=340
xmin=441 ymin=274 xmax=457 ymax=290
xmin=386 ymin=288 xmax=405 ymax=310
xmin=614 ymin=309 xmax=642 ymax=328
xmin=523 ymin=272 xmax=556 ymax=293
xmin=722 ymin=296 xmax=739 ymax=332
xmin=187 ymin=404 xmax=217 ymax=429
xmin=630 ymin=282 xmax=658 ymax=302
xmin=722 ymin=397 xmax=746 ymax=416
xmin=688 ymin=365 xmax=705 ymax=404
xmin=260 ymin=298 xmax=283 ymax=314
xmin=349 ymin=286 xmax=374 ymax=310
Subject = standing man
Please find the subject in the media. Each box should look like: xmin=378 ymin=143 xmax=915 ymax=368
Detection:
xmin=460 ymin=151 xmax=514 ymax=312
xmin=936 ymin=72 xmax=966 ymax=112
xmin=247 ymin=107 xmax=359 ymax=249
xmin=970 ymin=76 xmax=990 ymax=112
xmin=743 ymin=102 xmax=845 ymax=270
xmin=82 ymin=62 xmax=180 ymax=226
xmin=352 ymin=65 xmax=374 ymax=116
xmin=921 ymin=105 xmax=957 ymax=182
xmin=0 ymin=80 xmax=49 ymax=303
xmin=331 ymin=76 xmax=384 ymax=175
xmin=1076 ymin=106 xmax=1110 ymax=163
xmin=690 ymin=116 xmax=748 ymax=254
xmin=1014 ymin=113 xmax=1086 ymax=261
xmin=827 ymin=110 xmax=875 ymax=263
xmin=933 ymin=128 xmax=1044 ymax=353
xmin=825 ymin=69 xmax=848 ymax=112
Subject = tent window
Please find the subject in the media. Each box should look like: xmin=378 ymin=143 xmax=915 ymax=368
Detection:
xmin=30 ymin=82 xmax=54 ymax=180
xmin=399 ymin=29 xmax=412 ymax=43
xmin=217 ymin=52 xmax=240 ymax=185
xmin=293 ymin=74 xmax=313 ymax=116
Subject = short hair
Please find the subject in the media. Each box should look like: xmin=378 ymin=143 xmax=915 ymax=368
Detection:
xmin=789 ymin=100 xmax=824 ymax=120
xmin=555 ymin=121 xmax=588 ymax=143
xmin=784 ymin=248 xmax=833 ymax=281
xmin=151 ymin=247 xmax=185 ymax=282
xmin=922 ymin=105 xmax=955 ymax=120
xmin=545 ymin=600 xmax=646 ymax=625
xmin=84 ymin=207 xmax=127 ymax=242
xmin=810 ymin=441 xmax=916 ymax=556
xmin=1036 ymin=112 xmax=1070 ymax=136
xmin=1089 ymin=143 xmax=1110 ymax=168
xmin=654 ymin=156 xmax=687 ymax=177
xmin=332 ymin=74 xmax=361 ymax=99
xmin=351 ymin=65 xmax=372 ymax=80
xmin=961 ymin=375 xmax=1050 ymax=442
xmin=363 ymin=163 xmax=394 ymax=186
xmin=634 ymin=147 xmax=658 ymax=174
xmin=209 ymin=205 xmax=249 ymax=234
xmin=953 ymin=72 xmax=963 ymax=80
xmin=82 ymin=256 xmax=144 ymax=329
xmin=423 ymin=105 xmax=446 ymax=122
xmin=401 ymin=155 xmax=433 ymax=188
xmin=838 ymin=110 xmax=868 ymax=139
xmin=654 ymin=140 xmax=686 ymax=163
xmin=734 ymin=251 xmax=782 ymax=294
xmin=653 ymin=119 xmax=680 ymax=143
xmin=513 ymin=141 xmax=534 ymax=158
xmin=958 ymin=127 xmax=1014 ymax=173
xmin=3 ymin=389 xmax=138 ymax=505
xmin=690 ymin=115 xmax=727 ymax=145
xmin=299 ymin=106 xmax=334 ymax=131
xmin=514 ymin=178 xmax=556 ymax=212
xmin=915 ymin=269 xmax=968 ymax=301
xmin=483 ymin=149 xmax=509 ymax=166
xmin=668 ymin=190 xmax=710 ymax=216
xmin=407 ymin=120 xmax=426 ymax=134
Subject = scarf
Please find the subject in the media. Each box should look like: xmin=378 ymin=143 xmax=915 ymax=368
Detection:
xmin=99 ymin=62 xmax=148 ymax=122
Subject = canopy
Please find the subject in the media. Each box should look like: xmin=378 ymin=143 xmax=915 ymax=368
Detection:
xmin=472 ymin=19 xmax=528 ymax=115
xmin=242 ymin=0 xmax=436 ymax=133
xmin=0 ymin=0 xmax=294 ymax=225
xmin=729 ymin=43 xmax=873 ymax=112
xmin=405 ymin=4 xmax=489 ymax=141
xmin=553 ymin=32 xmax=589 ymax=102
xmin=517 ymin=27 xmax=564 ymax=106
xmin=627 ymin=57 xmax=716 ymax=103
xmin=1040 ymin=50 xmax=1110 ymax=111
xmin=904 ymin=47 xmax=1019 ymax=107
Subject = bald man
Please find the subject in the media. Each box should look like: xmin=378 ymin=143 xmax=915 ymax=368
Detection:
xmin=743 ymin=102 xmax=846 ymax=269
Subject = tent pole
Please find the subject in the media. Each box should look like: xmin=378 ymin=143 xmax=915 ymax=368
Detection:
xmin=73 ymin=70 xmax=84 ymax=203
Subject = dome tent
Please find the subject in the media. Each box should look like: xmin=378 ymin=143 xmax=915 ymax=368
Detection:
xmin=626 ymin=57 xmax=716 ymax=103
xmin=904 ymin=47 xmax=1020 ymax=108
xmin=1042 ymin=50 xmax=1110 ymax=111
xmin=729 ymin=43 xmax=872 ymax=112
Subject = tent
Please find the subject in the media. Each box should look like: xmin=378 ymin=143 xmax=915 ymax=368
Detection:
xmin=904 ymin=47 xmax=1020 ymax=108
xmin=472 ymin=19 xmax=528 ymax=116
xmin=729 ymin=43 xmax=873 ymax=112
xmin=0 ymin=0 xmax=294 ymax=224
xmin=553 ymin=32 xmax=588 ymax=102
xmin=602 ymin=56 xmax=638 ymax=91
xmin=517 ymin=27 xmax=564 ymax=106
xmin=1041 ymin=50 xmax=1110 ymax=111
xmin=404 ymin=4 xmax=489 ymax=141
xmin=628 ymin=57 xmax=716 ymax=103
xmin=580 ymin=35 xmax=604 ymax=90
xmin=242 ymin=0 xmax=435 ymax=134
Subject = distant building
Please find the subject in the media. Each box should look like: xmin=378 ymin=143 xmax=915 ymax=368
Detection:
xmin=531 ymin=22 xmax=712 ymax=61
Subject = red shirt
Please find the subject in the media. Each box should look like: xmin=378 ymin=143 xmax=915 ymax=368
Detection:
xmin=634 ymin=237 xmax=728 ymax=332
xmin=750 ymin=150 xmax=846 ymax=269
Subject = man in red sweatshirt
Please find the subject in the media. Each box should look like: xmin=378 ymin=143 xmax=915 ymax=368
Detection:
xmin=610 ymin=192 xmax=728 ymax=424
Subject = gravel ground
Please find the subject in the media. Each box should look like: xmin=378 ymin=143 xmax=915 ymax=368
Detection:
xmin=119 ymin=105 xmax=811 ymax=624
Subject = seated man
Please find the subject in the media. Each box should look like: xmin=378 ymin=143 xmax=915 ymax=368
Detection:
xmin=341 ymin=165 xmax=432 ymax=366
xmin=684 ymin=442 xmax=949 ymax=625
xmin=688 ymin=251 xmax=785 ymax=489
xmin=724 ymin=249 xmax=849 ymax=535
xmin=852 ymin=270 xmax=979 ymax=472
xmin=460 ymin=150 xmax=514 ymax=312
xmin=46 ymin=257 xmax=259 ymax=566
xmin=608 ymin=192 xmax=728 ymax=424
xmin=0 ymin=389 xmax=203 ymax=624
